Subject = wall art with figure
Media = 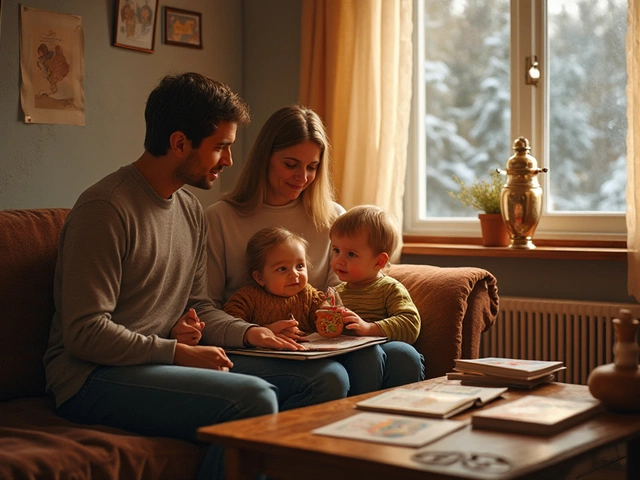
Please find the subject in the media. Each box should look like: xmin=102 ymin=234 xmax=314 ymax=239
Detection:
xmin=114 ymin=0 xmax=158 ymax=53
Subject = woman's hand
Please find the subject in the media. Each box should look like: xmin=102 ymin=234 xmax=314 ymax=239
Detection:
xmin=266 ymin=318 xmax=309 ymax=341
xmin=170 ymin=308 xmax=204 ymax=345
xmin=173 ymin=343 xmax=233 ymax=371
xmin=342 ymin=308 xmax=384 ymax=336
xmin=244 ymin=326 xmax=306 ymax=350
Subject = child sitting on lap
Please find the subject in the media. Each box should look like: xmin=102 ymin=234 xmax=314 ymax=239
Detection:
xmin=225 ymin=220 xmax=424 ymax=393
xmin=223 ymin=226 xmax=326 ymax=340
xmin=329 ymin=205 xmax=422 ymax=346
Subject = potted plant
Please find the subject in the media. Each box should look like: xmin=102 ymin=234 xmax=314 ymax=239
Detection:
xmin=449 ymin=170 xmax=510 ymax=247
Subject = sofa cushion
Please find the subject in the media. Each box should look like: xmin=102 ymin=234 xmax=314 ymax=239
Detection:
xmin=388 ymin=264 xmax=499 ymax=379
xmin=0 ymin=397 xmax=205 ymax=479
xmin=0 ymin=208 xmax=70 ymax=400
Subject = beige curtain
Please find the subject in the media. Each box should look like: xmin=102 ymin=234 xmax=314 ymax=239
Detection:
xmin=628 ymin=0 xmax=640 ymax=301
xmin=300 ymin=0 xmax=413 ymax=259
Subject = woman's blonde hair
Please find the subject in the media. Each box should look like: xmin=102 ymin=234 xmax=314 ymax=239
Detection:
xmin=222 ymin=104 xmax=338 ymax=231
xmin=329 ymin=205 xmax=399 ymax=256
xmin=246 ymin=226 xmax=310 ymax=278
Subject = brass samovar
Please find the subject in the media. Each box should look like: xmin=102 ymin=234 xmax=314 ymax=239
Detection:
xmin=498 ymin=137 xmax=547 ymax=249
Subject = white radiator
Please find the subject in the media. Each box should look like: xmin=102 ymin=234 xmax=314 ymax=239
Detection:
xmin=480 ymin=296 xmax=640 ymax=385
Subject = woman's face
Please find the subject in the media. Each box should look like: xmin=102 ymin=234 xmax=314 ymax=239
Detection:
xmin=265 ymin=140 xmax=321 ymax=206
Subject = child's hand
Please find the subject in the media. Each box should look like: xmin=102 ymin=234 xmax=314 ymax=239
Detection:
xmin=170 ymin=308 xmax=205 ymax=346
xmin=342 ymin=308 xmax=384 ymax=337
xmin=266 ymin=318 xmax=309 ymax=342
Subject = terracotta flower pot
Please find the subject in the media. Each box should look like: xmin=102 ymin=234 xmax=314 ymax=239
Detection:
xmin=478 ymin=213 xmax=510 ymax=247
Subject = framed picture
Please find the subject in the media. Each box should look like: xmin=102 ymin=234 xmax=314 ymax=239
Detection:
xmin=164 ymin=7 xmax=202 ymax=49
xmin=113 ymin=0 xmax=158 ymax=53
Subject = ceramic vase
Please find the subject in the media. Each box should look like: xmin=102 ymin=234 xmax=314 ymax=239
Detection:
xmin=587 ymin=309 xmax=640 ymax=412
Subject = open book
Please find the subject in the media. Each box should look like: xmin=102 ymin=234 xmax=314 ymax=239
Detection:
xmin=312 ymin=412 xmax=466 ymax=447
xmin=225 ymin=333 xmax=387 ymax=360
xmin=471 ymin=395 xmax=603 ymax=435
xmin=454 ymin=357 xmax=565 ymax=381
xmin=356 ymin=384 xmax=507 ymax=419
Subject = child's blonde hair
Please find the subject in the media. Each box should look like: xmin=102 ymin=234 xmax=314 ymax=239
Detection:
xmin=246 ymin=226 xmax=311 ymax=277
xmin=329 ymin=205 xmax=399 ymax=255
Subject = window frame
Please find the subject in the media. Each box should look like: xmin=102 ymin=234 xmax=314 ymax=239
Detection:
xmin=403 ymin=0 xmax=626 ymax=242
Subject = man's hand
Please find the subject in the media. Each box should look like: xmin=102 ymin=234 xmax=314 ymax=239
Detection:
xmin=244 ymin=326 xmax=306 ymax=350
xmin=170 ymin=308 xmax=204 ymax=345
xmin=342 ymin=308 xmax=384 ymax=336
xmin=173 ymin=343 xmax=233 ymax=371
xmin=266 ymin=318 xmax=309 ymax=342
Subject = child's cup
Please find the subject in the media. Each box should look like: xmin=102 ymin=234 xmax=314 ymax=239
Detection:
xmin=315 ymin=306 xmax=345 ymax=338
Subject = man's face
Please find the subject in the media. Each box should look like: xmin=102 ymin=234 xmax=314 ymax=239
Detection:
xmin=175 ymin=121 xmax=237 ymax=190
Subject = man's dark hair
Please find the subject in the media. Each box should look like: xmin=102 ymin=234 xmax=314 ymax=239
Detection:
xmin=144 ymin=72 xmax=250 ymax=156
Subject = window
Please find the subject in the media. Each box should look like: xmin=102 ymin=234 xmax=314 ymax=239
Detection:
xmin=404 ymin=0 xmax=627 ymax=240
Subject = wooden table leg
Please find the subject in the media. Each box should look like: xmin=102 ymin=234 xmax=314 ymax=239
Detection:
xmin=225 ymin=448 xmax=261 ymax=480
xmin=627 ymin=437 xmax=640 ymax=480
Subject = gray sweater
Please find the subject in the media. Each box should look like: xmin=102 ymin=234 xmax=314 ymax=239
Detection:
xmin=44 ymin=164 xmax=251 ymax=407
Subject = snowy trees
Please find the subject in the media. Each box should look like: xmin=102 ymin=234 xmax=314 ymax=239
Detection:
xmin=423 ymin=0 xmax=626 ymax=217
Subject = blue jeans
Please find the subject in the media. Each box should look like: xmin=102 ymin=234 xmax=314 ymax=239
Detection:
xmin=57 ymin=344 xmax=423 ymax=479
xmin=379 ymin=341 xmax=425 ymax=387
xmin=229 ymin=341 xmax=424 ymax=399
xmin=57 ymin=358 xmax=350 ymax=480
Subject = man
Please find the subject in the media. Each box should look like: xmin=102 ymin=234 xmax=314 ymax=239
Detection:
xmin=43 ymin=73 xmax=344 ymax=479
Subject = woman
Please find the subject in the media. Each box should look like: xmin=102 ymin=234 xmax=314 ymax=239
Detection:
xmin=206 ymin=105 xmax=342 ymax=306
xmin=205 ymin=105 xmax=424 ymax=396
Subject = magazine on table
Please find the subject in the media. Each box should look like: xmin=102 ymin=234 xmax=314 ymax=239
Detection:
xmin=471 ymin=395 xmax=603 ymax=435
xmin=312 ymin=412 xmax=466 ymax=447
xmin=226 ymin=333 xmax=387 ymax=360
xmin=356 ymin=384 xmax=507 ymax=419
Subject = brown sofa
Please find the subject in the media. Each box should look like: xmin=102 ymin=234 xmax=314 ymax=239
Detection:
xmin=0 ymin=208 xmax=499 ymax=479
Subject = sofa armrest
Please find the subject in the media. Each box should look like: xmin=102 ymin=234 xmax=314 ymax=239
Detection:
xmin=388 ymin=264 xmax=499 ymax=379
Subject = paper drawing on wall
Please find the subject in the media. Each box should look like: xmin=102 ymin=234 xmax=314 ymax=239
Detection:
xmin=19 ymin=6 xmax=85 ymax=126
xmin=113 ymin=0 xmax=159 ymax=53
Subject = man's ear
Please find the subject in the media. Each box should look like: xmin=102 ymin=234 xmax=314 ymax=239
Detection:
xmin=169 ymin=131 xmax=188 ymax=157
xmin=252 ymin=270 xmax=265 ymax=286
xmin=374 ymin=252 xmax=389 ymax=271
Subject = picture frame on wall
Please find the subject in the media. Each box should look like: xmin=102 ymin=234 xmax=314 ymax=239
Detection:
xmin=164 ymin=7 xmax=202 ymax=49
xmin=113 ymin=0 xmax=158 ymax=53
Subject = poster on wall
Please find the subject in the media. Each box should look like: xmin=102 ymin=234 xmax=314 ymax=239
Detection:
xmin=19 ymin=6 xmax=85 ymax=126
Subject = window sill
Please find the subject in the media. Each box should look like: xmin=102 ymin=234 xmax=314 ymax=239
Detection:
xmin=402 ymin=236 xmax=628 ymax=261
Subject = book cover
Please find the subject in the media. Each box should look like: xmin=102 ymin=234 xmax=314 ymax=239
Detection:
xmin=312 ymin=412 xmax=466 ymax=447
xmin=446 ymin=371 xmax=558 ymax=389
xmin=356 ymin=384 xmax=507 ymax=419
xmin=225 ymin=333 xmax=387 ymax=360
xmin=455 ymin=357 xmax=565 ymax=380
xmin=471 ymin=395 xmax=603 ymax=435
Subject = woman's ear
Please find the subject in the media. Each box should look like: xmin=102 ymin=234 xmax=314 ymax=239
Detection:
xmin=374 ymin=252 xmax=389 ymax=271
xmin=252 ymin=270 xmax=265 ymax=286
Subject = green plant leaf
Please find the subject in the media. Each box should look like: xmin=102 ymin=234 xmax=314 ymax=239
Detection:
xmin=448 ymin=170 xmax=504 ymax=214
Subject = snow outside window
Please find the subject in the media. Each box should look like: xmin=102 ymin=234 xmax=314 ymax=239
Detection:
xmin=404 ymin=0 xmax=627 ymax=240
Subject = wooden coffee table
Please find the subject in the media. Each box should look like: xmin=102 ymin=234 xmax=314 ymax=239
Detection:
xmin=197 ymin=377 xmax=640 ymax=479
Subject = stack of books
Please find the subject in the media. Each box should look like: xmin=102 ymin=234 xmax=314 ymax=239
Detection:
xmin=447 ymin=357 xmax=566 ymax=388
xmin=470 ymin=395 xmax=603 ymax=435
